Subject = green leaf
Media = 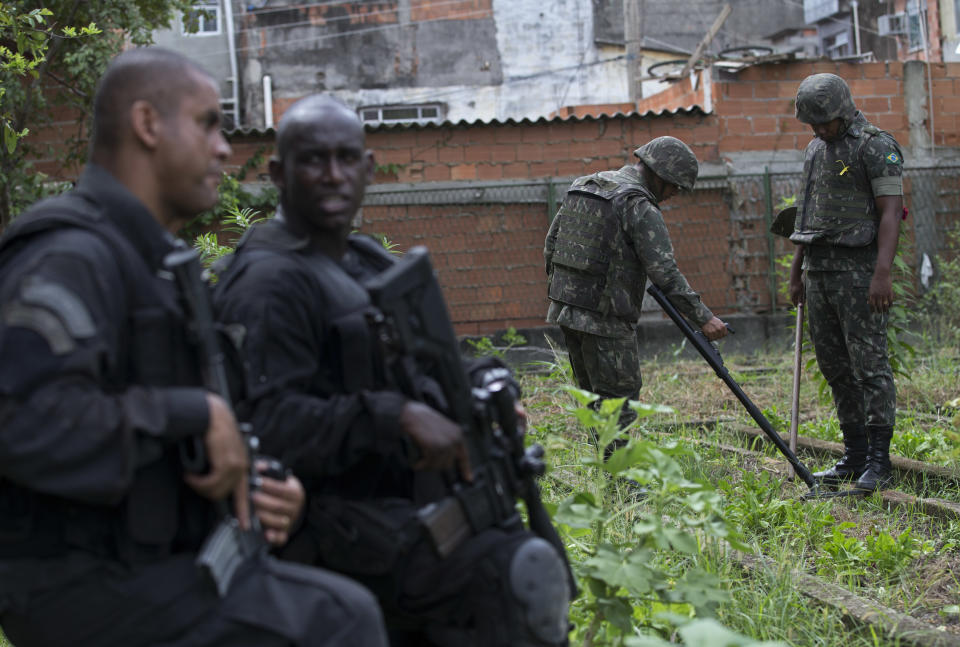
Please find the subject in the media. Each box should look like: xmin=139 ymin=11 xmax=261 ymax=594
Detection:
xmin=4 ymin=124 xmax=17 ymax=154
xmin=554 ymin=492 xmax=604 ymax=528
xmin=581 ymin=543 xmax=658 ymax=598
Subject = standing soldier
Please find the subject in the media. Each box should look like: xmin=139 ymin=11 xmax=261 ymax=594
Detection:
xmin=544 ymin=136 xmax=728 ymax=435
xmin=788 ymin=73 xmax=905 ymax=492
xmin=0 ymin=48 xmax=387 ymax=647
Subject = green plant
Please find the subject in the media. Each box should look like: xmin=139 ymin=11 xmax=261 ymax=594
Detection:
xmin=183 ymin=147 xmax=276 ymax=238
xmin=913 ymin=226 xmax=960 ymax=349
xmin=549 ymin=387 xmax=753 ymax=645
xmin=466 ymin=326 xmax=528 ymax=360
xmin=0 ymin=0 xmax=195 ymax=229
xmin=192 ymin=205 xmax=267 ymax=273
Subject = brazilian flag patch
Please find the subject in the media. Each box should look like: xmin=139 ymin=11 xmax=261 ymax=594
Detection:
xmin=885 ymin=152 xmax=901 ymax=164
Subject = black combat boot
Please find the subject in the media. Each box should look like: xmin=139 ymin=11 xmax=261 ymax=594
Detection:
xmin=855 ymin=425 xmax=894 ymax=492
xmin=813 ymin=423 xmax=868 ymax=488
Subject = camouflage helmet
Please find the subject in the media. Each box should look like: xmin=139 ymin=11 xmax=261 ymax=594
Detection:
xmin=633 ymin=136 xmax=699 ymax=191
xmin=795 ymin=73 xmax=857 ymax=125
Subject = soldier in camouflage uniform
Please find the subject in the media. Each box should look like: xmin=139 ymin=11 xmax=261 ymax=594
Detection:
xmin=788 ymin=73 xmax=904 ymax=492
xmin=544 ymin=137 xmax=728 ymax=435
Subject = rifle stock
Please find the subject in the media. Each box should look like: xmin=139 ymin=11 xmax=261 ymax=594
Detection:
xmin=646 ymin=283 xmax=817 ymax=488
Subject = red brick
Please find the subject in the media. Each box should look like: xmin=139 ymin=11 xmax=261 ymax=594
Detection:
xmin=521 ymin=127 xmax=552 ymax=144
xmin=494 ymin=126 xmax=524 ymax=144
xmin=437 ymin=146 xmax=464 ymax=163
xmin=476 ymin=163 xmax=503 ymax=180
xmin=529 ymin=161 xmax=554 ymax=177
xmin=938 ymin=96 xmax=960 ymax=113
xmin=463 ymin=144 xmax=494 ymax=163
xmin=451 ymin=164 xmax=477 ymax=180
xmin=859 ymin=97 xmax=891 ymax=114
xmin=723 ymin=82 xmax=754 ymax=100
xmin=753 ymin=83 xmax=782 ymax=99
xmin=752 ymin=116 xmax=778 ymax=134
xmin=725 ymin=117 xmax=752 ymax=136
xmin=501 ymin=162 xmax=530 ymax=177
xmin=423 ymin=165 xmax=451 ymax=181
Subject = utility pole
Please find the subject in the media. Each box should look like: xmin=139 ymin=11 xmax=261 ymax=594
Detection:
xmin=624 ymin=0 xmax=643 ymax=102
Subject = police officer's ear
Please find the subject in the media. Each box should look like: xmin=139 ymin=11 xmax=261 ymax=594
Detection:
xmin=268 ymin=156 xmax=285 ymax=191
xmin=129 ymin=99 xmax=163 ymax=151
xmin=363 ymin=150 xmax=376 ymax=183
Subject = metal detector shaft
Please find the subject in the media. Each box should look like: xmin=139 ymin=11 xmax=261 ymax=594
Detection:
xmin=788 ymin=304 xmax=803 ymax=479
xmin=646 ymin=284 xmax=817 ymax=488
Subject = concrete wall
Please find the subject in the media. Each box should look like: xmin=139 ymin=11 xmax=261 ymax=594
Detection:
xmin=241 ymin=0 xmax=631 ymax=127
xmin=152 ymin=1 xmax=236 ymax=120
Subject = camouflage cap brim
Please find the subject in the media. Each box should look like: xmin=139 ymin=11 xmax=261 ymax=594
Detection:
xmin=770 ymin=206 xmax=797 ymax=239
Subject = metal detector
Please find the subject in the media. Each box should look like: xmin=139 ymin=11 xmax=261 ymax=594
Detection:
xmin=646 ymin=283 xmax=862 ymax=500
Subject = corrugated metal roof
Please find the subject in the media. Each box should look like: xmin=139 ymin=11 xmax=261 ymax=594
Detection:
xmin=224 ymin=104 xmax=706 ymax=137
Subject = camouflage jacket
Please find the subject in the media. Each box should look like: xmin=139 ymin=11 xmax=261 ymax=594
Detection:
xmin=791 ymin=112 xmax=904 ymax=271
xmin=544 ymin=165 xmax=713 ymax=338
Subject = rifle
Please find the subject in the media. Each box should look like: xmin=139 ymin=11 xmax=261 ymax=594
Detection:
xmin=164 ymin=241 xmax=266 ymax=597
xmin=364 ymin=246 xmax=578 ymax=597
xmin=645 ymin=283 xmax=819 ymax=490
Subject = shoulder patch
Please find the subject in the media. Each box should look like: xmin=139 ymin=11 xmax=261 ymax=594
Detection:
xmin=19 ymin=276 xmax=96 ymax=338
xmin=885 ymin=152 xmax=901 ymax=164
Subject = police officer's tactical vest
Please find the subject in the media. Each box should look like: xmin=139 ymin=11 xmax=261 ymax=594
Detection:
xmin=0 ymin=192 xmax=214 ymax=563
xmin=791 ymin=122 xmax=894 ymax=247
xmin=218 ymin=223 xmax=392 ymax=399
xmin=548 ymin=171 xmax=653 ymax=320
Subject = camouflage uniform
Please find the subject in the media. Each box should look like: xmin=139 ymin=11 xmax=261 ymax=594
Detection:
xmin=544 ymin=139 xmax=713 ymax=427
xmin=790 ymin=73 xmax=903 ymax=490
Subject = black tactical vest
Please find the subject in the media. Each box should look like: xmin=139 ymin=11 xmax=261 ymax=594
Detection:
xmin=0 ymin=193 xmax=213 ymax=562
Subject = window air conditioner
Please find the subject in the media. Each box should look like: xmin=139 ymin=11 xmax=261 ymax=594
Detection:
xmin=878 ymin=13 xmax=907 ymax=36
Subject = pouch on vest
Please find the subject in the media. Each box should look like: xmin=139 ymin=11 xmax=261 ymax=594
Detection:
xmin=305 ymin=496 xmax=421 ymax=575
xmin=548 ymin=191 xmax=618 ymax=312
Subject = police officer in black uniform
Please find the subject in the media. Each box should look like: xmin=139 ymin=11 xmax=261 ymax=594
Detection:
xmin=0 ymin=48 xmax=388 ymax=647
xmin=213 ymin=95 xmax=570 ymax=647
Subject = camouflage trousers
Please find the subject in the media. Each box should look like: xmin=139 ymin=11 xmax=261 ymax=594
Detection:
xmin=805 ymin=270 xmax=896 ymax=428
xmin=559 ymin=326 xmax=641 ymax=428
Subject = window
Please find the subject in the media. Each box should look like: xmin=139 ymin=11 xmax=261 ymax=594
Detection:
xmin=906 ymin=0 xmax=927 ymax=51
xmin=955 ymin=0 xmax=960 ymax=34
xmin=359 ymin=105 xmax=443 ymax=125
xmin=824 ymin=30 xmax=850 ymax=58
xmin=183 ymin=1 xmax=220 ymax=36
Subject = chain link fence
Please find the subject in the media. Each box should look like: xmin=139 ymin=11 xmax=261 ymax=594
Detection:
xmin=360 ymin=165 xmax=960 ymax=333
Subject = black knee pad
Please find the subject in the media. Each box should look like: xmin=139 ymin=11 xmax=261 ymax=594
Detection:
xmin=508 ymin=537 xmax=570 ymax=645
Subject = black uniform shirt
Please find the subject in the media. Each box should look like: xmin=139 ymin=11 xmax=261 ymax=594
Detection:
xmin=214 ymin=219 xmax=411 ymax=498
xmin=0 ymin=164 xmax=210 ymax=505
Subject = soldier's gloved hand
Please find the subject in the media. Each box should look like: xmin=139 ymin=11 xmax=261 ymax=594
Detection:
xmin=700 ymin=316 xmax=729 ymax=341
xmin=184 ymin=393 xmax=251 ymax=529
xmin=252 ymin=461 xmax=304 ymax=546
xmin=400 ymin=401 xmax=473 ymax=482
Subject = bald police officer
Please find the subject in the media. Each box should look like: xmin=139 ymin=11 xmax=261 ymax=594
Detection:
xmin=788 ymin=73 xmax=905 ymax=493
xmin=0 ymin=48 xmax=387 ymax=647
xmin=544 ymin=137 xmax=728 ymax=432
